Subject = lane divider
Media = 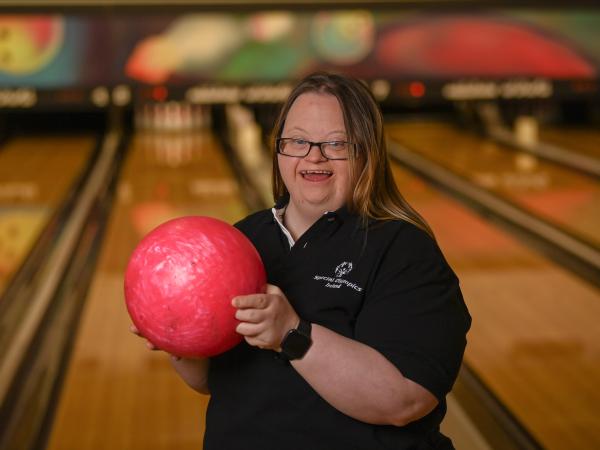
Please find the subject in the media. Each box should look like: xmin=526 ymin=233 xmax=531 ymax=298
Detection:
xmin=489 ymin=126 xmax=600 ymax=179
xmin=0 ymin=130 xmax=123 ymax=406
xmin=388 ymin=139 xmax=600 ymax=280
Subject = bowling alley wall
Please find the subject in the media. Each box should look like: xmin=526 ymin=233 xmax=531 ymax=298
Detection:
xmin=0 ymin=8 xmax=600 ymax=107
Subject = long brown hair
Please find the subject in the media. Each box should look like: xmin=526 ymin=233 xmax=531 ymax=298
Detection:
xmin=271 ymin=72 xmax=434 ymax=238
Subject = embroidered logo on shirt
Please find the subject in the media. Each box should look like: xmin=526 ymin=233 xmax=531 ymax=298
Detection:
xmin=313 ymin=261 xmax=362 ymax=292
xmin=334 ymin=262 xmax=353 ymax=278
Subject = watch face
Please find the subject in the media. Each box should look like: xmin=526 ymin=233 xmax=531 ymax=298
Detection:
xmin=282 ymin=329 xmax=311 ymax=360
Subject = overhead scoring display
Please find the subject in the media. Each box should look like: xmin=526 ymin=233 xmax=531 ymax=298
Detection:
xmin=0 ymin=10 xmax=599 ymax=104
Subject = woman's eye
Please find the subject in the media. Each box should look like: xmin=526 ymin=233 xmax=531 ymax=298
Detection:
xmin=293 ymin=139 xmax=307 ymax=145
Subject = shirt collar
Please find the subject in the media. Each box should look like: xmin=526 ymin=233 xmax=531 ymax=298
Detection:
xmin=271 ymin=205 xmax=295 ymax=248
xmin=273 ymin=193 xmax=353 ymax=224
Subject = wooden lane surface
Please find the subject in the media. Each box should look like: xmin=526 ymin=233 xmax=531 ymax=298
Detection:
xmin=0 ymin=135 xmax=95 ymax=295
xmin=539 ymin=126 xmax=600 ymax=160
xmin=387 ymin=122 xmax=600 ymax=249
xmin=389 ymin=161 xmax=600 ymax=449
xmin=46 ymin=131 xmax=248 ymax=450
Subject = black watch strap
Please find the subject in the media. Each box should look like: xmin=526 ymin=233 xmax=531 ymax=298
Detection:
xmin=296 ymin=319 xmax=311 ymax=337
xmin=279 ymin=319 xmax=312 ymax=361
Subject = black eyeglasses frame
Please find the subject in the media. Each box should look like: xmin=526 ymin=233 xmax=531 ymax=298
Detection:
xmin=276 ymin=138 xmax=356 ymax=161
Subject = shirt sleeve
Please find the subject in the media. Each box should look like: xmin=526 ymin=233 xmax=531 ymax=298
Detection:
xmin=354 ymin=224 xmax=471 ymax=402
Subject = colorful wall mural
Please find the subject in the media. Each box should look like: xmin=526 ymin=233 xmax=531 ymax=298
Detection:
xmin=0 ymin=15 xmax=84 ymax=87
xmin=0 ymin=9 xmax=599 ymax=88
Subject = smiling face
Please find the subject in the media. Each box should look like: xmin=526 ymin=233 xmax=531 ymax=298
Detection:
xmin=277 ymin=92 xmax=352 ymax=217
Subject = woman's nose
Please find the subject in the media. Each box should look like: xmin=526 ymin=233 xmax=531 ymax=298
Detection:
xmin=304 ymin=143 xmax=327 ymax=162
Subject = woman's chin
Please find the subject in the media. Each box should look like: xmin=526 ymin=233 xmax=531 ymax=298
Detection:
xmin=306 ymin=195 xmax=343 ymax=211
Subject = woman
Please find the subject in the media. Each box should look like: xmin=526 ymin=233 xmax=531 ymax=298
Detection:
xmin=141 ymin=72 xmax=471 ymax=449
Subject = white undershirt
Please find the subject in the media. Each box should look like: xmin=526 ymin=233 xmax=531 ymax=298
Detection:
xmin=271 ymin=206 xmax=295 ymax=248
xmin=271 ymin=206 xmax=333 ymax=249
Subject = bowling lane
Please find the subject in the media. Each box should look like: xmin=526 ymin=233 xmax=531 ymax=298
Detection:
xmin=539 ymin=126 xmax=600 ymax=160
xmin=390 ymin=161 xmax=600 ymax=450
xmin=387 ymin=121 xmax=600 ymax=248
xmin=0 ymin=135 xmax=96 ymax=296
xmin=47 ymin=130 xmax=248 ymax=450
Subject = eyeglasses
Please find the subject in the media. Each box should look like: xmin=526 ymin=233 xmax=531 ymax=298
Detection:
xmin=276 ymin=138 xmax=355 ymax=160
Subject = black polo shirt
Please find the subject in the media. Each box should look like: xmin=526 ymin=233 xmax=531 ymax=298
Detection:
xmin=204 ymin=205 xmax=471 ymax=450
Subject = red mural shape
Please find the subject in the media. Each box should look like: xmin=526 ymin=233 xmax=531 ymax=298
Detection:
xmin=376 ymin=17 xmax=595 ymax=78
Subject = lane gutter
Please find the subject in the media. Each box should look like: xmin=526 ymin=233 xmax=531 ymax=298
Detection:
xmin=488 ymin=126 xmax=600 ymax=179
xmin=0 ymin=127 xmax=125 ymax=449
xmin=388 ymin=139 xmax=600 ymax=288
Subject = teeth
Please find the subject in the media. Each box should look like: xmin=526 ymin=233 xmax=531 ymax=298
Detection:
xmin=301 ymin=170 xmax=332 ymax=175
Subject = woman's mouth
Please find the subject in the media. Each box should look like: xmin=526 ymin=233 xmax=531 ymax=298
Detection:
xmin=300 ymin=170 xmax=333 ymax=182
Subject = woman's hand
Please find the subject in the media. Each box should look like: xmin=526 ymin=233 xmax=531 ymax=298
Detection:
xmin=233 ymin=284 xmax=299 ymax=351
xmin=129 ymin=324 xmax=181 ymax=361
xmin=130 ymin=324 xmax=209 ymax=393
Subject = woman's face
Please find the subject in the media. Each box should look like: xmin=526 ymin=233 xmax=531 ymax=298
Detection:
xmin=278 ymin=92 xmax=352 ymax=214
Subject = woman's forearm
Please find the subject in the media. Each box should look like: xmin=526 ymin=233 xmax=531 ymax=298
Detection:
xmin=170 ymin=357 xmax=210 ymax=395
xmin=291 ymin=324 xmax=438 ymax=426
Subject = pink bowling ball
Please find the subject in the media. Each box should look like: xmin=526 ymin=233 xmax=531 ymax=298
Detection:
xmin=124 ymin=216 xmax=265 ymax=358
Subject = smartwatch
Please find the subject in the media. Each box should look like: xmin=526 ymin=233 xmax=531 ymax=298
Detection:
xmin=279 ymin=319 xmax=312 ymax=361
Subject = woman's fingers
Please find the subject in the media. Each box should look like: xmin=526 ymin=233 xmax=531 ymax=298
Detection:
xmin=235 ymin=307 xmax=263 ymax=323
xmin=235 ymin=321 xmax=264 ymax=337
xmin=131 ymin=323 xmax=182 ymax=361
xmin=130 ymin=323 xmax=162 ymax=351
xmin=265 ymin=284 xmax=283 ymax=295
xmin=232 ymin=294 xmax=268 ymax=309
